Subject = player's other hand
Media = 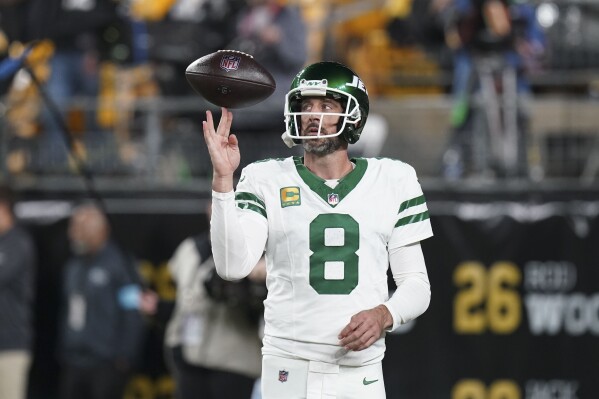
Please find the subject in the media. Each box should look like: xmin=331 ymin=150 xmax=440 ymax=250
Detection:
xmin=338 ymin=305 xmax=393 ymax=351
xmin=202 ymin=108 xmax=240 ymax=192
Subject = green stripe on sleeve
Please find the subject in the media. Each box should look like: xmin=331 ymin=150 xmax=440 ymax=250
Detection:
xmin=235 ymin=192 xmax=266 ymax=209
xmin=236 ymin=202 xmax=267 ymax=218
xmin=235 ymin=192 xmax=266 ymax=218
xmin=395 ymin=211 xmax=430 ymax=227
xmin=398 ymin=195 xmax=426 ymax=214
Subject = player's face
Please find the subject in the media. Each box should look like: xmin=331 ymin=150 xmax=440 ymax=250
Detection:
xmin=299 ymin=97 xmax=345 ymax=155
xmin=299 ymin=97 xmax=343 ymax=137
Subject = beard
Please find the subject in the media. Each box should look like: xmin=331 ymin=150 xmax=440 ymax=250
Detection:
xmin=302 ymin=136 xmax=345 ymax=156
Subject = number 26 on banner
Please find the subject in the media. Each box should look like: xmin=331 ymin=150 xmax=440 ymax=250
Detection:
xmin=453 ymin=262 xmax=522 ymax=334
xmin=452 ymin=379 xmax=521 ymax=399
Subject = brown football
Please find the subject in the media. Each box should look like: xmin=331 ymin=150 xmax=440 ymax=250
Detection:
xmin=185 ymin=50 xmax=276 ymax=109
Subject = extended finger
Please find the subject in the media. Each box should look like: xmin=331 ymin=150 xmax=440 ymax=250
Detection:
xmin=224 ymin=108 xmax=233 ymax=133
xmin=203 ymin=111 xmax=215 ymax=141
xmin=205 ymin=110 xmax=215 ymax=132
xmin=216 ymin=108 xmax=231 ymax=137
xmin=202 ymin=120 xmax=213 ymax=144
xmin=202 ymin=118 xmax=218 ymax=146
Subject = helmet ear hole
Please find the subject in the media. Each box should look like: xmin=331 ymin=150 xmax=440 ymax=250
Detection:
xmin=343 ymin=126 xmax=361 ymax=144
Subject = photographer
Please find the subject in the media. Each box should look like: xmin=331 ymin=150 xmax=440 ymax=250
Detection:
xmin=164 ymin=201 xmax=266 ymax=399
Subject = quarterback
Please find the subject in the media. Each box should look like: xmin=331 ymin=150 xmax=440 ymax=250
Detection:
xmin=202 ymin=61 xmax=433 ymax=399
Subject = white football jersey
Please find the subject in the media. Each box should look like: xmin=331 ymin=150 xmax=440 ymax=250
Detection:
xmin=234 ymin=156 xmax=433 ymax=366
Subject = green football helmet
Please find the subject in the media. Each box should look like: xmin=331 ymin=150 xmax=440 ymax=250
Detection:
xmin=283 ymin=62 xmax=370 ymax=147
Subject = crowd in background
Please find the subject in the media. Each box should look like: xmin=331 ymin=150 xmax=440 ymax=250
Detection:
xmin=0 ymin=0 xmax=597 ymax=398
xmin=0 ymin=0 xmax=307 ymax=178
xmin=0 ymin=2 xmax=294 ymax=398
xmin=2 ymin=0 xmax=597 ymax=181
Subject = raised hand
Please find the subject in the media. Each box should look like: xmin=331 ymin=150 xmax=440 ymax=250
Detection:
xmin=202 ymin=108 xmax=240 ymax=192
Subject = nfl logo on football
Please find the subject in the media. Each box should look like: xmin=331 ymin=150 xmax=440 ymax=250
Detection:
xmin=278 ymin=370 xmax=289 ymax=383
xmin=220 ymin=55 xmax=240 ymax=72
xmin=328 ymin=193 xmax=339 ymax=206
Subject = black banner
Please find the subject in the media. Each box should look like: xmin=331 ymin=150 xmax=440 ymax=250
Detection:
xmin=384 ymin=199 xmax=599 ymax=399
xmin=21 ymin=195 xmax=599 ymax=399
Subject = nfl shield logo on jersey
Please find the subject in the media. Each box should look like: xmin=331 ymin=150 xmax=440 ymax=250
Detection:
xmin=327 ymin=193 xmax=340 ymax=206
xmin=220 ymin=55 xmax=241 ymax=72
xmin=278 ymin=370 xmax=289 ymax=383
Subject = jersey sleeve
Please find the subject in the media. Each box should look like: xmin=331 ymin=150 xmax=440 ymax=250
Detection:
xmin=210 ymin=165 xmax=268 ymax=280
xmin=388 ymin=163 xmax=433 ymax=249
xmin=235 ymin=167 xmax=268 ymax=220
xmin=383 ymin=243 xmax=431 ymax=331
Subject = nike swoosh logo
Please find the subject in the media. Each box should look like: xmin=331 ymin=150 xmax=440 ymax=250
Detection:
xmin=363 ymin=378 xmax=379 ymax=385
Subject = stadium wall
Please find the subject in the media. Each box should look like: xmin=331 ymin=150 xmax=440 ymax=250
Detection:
xmin=19 ymin=187 xmax=599 ymax=399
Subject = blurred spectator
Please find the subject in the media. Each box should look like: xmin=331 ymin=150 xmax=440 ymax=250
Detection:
xmin=58 ymin=203 xmax=145 ymax=399
xmin=0 ymin=3 xmax=50 ymax=174
xmin=434 ymin=0 xmax=545 ymax=179
xmin=23 ymin=0 xmax=124 ymax=173
xmin=144 ymin=0 xmax=245 ymax=97
xmin=164 ymin=201 xmax=266 ymax=399
xmin=227 ymin=0 xmax=307 ymax=132
xmin=0 ymin=182 xmax=36 ymax=399
xmin=0 ymin=0 xmax=28 ymax=95
xmin=385 ymin=0 xmax=446 ymax=50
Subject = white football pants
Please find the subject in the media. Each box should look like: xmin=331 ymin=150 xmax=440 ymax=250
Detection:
xmin=261 ymin=355 xmax=386 ymax=399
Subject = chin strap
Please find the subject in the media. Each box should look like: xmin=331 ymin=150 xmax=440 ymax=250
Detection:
xmin=281 ymin=132 xmax=297 ymax=148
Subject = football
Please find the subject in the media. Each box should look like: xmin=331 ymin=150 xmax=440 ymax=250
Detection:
xmin=185 ymin=50 xmax=276 ymax=109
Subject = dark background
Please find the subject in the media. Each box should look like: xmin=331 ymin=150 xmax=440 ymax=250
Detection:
xmin=18 ymin=187 xmax=599 ymax=399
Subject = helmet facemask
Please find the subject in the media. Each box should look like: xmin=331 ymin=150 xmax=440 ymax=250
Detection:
xmin=283 ymin=79 xmax=363 ymax=145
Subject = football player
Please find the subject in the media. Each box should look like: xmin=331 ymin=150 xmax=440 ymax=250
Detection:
xmin=202 ymin=61 xmax=433 ymax=399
